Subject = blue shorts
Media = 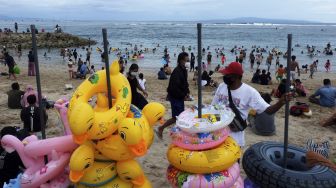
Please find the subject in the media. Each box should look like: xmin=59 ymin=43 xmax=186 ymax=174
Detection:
xmin=169 ymin=97 xmax=185 ymax=118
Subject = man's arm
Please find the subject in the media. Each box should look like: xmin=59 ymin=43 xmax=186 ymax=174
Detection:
xmin=265 ymin=93 xmax=290 ymax=114
xmin=296 ymin=63 xmax=300 ymax=76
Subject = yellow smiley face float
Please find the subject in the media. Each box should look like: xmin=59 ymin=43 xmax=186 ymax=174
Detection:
xmin=68 ymin=60 xmax=131 ymax=144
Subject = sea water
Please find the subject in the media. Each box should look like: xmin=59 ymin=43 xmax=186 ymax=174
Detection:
xmin=0 ymin=20 xmax=335 ymax=72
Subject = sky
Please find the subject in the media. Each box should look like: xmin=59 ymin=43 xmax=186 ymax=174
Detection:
xmin=0 ymin=0 xmax=336 ymax=22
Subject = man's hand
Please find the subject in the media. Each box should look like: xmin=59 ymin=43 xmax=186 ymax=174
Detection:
xmin=143 ymin=91 xmax=148 ymax=97
xmin=279 ymin=92 xmax=293 ymax=105
xmin=265 ymin=92 xmax=293 ymax=114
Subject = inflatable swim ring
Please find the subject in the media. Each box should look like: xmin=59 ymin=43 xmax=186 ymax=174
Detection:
xmin=117 ymin=159 xmax=146 ymax=186
xmin=170 ymin=126 xmax=230 ymax=151
xmin=176 ymin=105 xmax=234 ymax=134
xmin=77 ymin=161 xmax=117 ymax=187
xmin=76 ymin=177 xmax=132 ymax=188
xmin=167 ymin=163 xmax=240 ymax=188
xmin=167 ymin=136 xmax=241 ymax=174
xmin=69 ymin=143 xmax=118 ymax=187
xmin=94 ymin=103 xmax=165 ymax=161
xmin=68 ymin=60 xmax=131 ymax=144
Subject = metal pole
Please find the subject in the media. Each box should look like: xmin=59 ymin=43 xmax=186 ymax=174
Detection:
xmin=283 ymin=34 xmax=292 ymax=168
xmin=102 ymin=28 xmax=113 ymax=109
xmin=197 ymin=23 xmax=202 ymax=118
xmin=30 ymin=25 xmax=46 ymax=140
xmin=31 ymin=25 xmax=48 ymax=164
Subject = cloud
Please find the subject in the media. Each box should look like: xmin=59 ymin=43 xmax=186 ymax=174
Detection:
xmin=1 ymin=0 xmax=335 ymax=22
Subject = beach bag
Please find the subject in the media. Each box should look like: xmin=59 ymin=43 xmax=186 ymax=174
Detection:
xmin=290 ymin=102 xmax=309 ymax=116
xmin=228 ymin=86 xmax=247 ymax=132
xmin=13 ymin=65 xmax=20 ymax=74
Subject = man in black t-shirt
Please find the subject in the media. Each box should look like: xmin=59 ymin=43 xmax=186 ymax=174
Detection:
xmin=28 ymin=51 xmax=35 ymax=76
xmin=20 ymin=95 xmax=48 ymax=138
xmin=4 ymin=52 xmax=16 ymax=80
xmin=259 ymin=69 xmax=269 ymax=85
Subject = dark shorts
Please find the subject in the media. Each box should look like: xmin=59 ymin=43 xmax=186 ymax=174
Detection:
xmin=8 ymin=66 xmax=14 ymax=74
xmin=169 ymin=97 xmax=185 ymax=118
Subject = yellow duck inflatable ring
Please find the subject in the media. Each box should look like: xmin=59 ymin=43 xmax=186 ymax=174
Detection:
xmin=68 ymin=60 xmax=131 ymax=144
xmin=167 ymin=136 xmax=241 ymax=174
xmin=94 ymin=103 xmax=165 ymax=161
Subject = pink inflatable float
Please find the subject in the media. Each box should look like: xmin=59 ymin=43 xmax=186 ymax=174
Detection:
xmin=170 ymin=126 xmax=230 ymax=150
xmin=54 ymin=98 xmax=72 ymax=136
xmin=1 ymin=134 xmax=77 ymax=188
xmin=231 ymin=176 xmax=244 ymax=188
xmin=167 ymin=163 xmax=240 ymax=188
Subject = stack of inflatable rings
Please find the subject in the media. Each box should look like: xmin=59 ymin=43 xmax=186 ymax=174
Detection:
xmin=167 ymin=110 xmax=244 ymax=188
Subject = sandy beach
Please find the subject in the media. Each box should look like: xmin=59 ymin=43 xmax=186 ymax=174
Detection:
xmin=0 ymin=56 xmax=335 ymax=187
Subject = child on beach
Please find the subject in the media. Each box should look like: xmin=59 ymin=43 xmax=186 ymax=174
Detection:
xmin=256 ymin=53 xmax=262 ymax=69
xmin=325 ymin=59 xmax=331 ymax=72
xmin=275 ymin=64 xmax=285 ymax=82
xmin=207 ymin=52 xmax=212 ymax=65
xmin=275 ymin=56 xmax=280 ymax=68
xmin=309 ymin=63 xmax=315 ymax=79
xmin=138 ymin=73 xmax=146 ymax=91
xmin=251 ymin=69 xmax=261 ymax=84
xmin=89 ymin=65 xmax=95 ymax=75
xmin=221 ymin=53 xmax=226 ymax=65
xmin=294 ymin=79 xmax=308 ymax=97
xmin=249 ymin=52 xmax=255 ymax=71
xmin=127 ymin=64 xmax=148 ymax=109
xmin=67 ymin=59 xmax=74 ymax=79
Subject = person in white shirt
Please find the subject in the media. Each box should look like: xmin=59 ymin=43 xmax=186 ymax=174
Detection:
xmin=212 ymin=62 xmax=291 ymax=147
xmin=138 ymin=73 xmax=146 ymax=91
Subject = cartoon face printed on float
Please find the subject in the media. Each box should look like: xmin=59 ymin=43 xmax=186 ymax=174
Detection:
xmin=69 ymin=144 xmax=95 ymax=182
xmin=116 ymin=159 xmax=145 ymax=186
xmin=118 ymin=118 xmax=147 ymax=156
xmin=69 ymin=103 xmax=95 ymax=144
xmin=67 ymin=61 xmax=132 ymax=144
xmin=142 ymin=102 xmax=166 ymax=126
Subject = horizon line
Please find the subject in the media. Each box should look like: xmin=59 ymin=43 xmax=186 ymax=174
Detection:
xmin=2 ymin=16 xmax=335 ymax=24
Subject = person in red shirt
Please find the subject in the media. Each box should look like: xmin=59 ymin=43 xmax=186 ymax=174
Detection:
xmin=221 ymin=53 xmax=226 ymax=65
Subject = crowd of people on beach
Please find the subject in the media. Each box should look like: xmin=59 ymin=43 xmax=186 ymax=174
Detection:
xmin=1 ymin=22 xmax=336 ymax=186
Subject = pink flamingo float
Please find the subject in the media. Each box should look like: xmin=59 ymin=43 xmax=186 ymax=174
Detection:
xmin=1 ymin=98 xmax=78 ymax=188
xmin=1 ymin=135 xmax=77 ymax=188
xmin=54 ymin=98 xmax=72 ymax=136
